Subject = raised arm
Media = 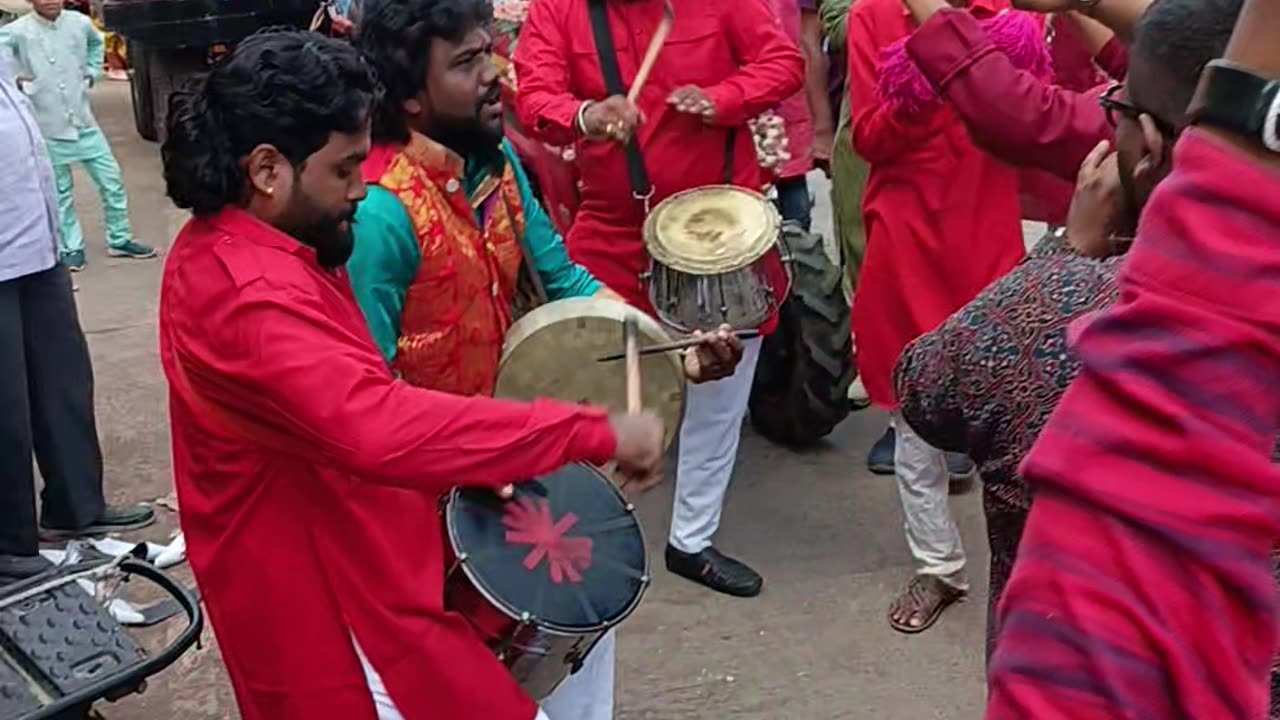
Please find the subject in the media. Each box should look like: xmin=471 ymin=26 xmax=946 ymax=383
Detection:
xmin=903 ymin=6 xmax=1111 ymax=180
xmin=702 ymin=0 xmax=805 ymax=127
xmin=845 ymin=3 xmax=947 ymax=164
xmin=513 ymin=0 xmax=580 ymax=147
xmin=175 ymin=278 xmax=618 ymax=496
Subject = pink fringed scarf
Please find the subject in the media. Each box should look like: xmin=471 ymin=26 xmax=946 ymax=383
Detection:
xmin=876 ymin=10 xmax=1053 ymax=117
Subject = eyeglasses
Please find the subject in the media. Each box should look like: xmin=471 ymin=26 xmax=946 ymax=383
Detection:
xmin=1099 ymin=83 xmax=1177 ymax=138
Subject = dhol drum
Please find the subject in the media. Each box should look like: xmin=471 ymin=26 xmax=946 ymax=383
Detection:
xmin=443 ymin=463 xmax=649 ymax=700
xmin=494 ymin=296 xmax=686 ymax=452
xmin=643 ymin=185 xmax=791 ymax=332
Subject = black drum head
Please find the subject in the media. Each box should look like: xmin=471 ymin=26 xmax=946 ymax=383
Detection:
xmin=448 ymin=464 xmax=648 ymax=632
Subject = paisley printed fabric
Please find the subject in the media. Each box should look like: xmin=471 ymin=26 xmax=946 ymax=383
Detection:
xmin=377 ymin=134 xmax=527 ymax=397
xmin=894 ymin=235 xmax=1121 ymax=658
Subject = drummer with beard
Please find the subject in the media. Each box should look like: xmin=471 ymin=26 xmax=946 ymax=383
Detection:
xmin=347 ymin=2 xmax=743 ymax=719
xmin=157 ymin=29 xmax=671 ymax=720
xmin=516 ymin=0 xmax=803 ymax=600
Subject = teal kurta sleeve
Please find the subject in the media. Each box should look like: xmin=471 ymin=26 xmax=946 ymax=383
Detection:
xmin=347 ymin=185 xmax=421 ymax=364
xmin=500 ymin=140 xmax=600 ymax=299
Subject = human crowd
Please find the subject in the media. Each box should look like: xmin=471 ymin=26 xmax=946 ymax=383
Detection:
xmin=2 ymin=0 xmax=1280 ymax=718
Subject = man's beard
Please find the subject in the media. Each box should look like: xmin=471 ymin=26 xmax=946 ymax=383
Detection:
xmin=293 ymin=209 xmax=356 ymax=269
xmin=426 ymin=84 xmax=504 ymax=157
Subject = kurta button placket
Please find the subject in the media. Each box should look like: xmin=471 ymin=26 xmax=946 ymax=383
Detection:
xmin=445 ymin=178 xmax=460 ymax=194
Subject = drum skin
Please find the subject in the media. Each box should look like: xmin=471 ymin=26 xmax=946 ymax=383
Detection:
xmin=495 ymin=297 xmax=686 ymax=452
xmin=643 ymin=185 xmax=790 ymax=332
xmin=443 ymin=463 xmax=649 ymax=700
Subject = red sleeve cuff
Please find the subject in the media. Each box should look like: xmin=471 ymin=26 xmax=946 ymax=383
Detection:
xmin=568 ymin=406 xmax=617 ymax=465
xmin=704 ymin=82 xmax=748 ymax=127
xmin=1094 ymin=37 xmax=1129 ymax=80
xmin=905 ymin=8 xmax=997 ymax=91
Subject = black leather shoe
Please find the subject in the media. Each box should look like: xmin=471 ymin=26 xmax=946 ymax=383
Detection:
xmin=665 ymin=545 xmax=763 ymax=598
xmin=0 ymin=554 xmax=53 ymax=582
xmin=40 ymin=503 xmax=156 ymax=541
xmin=867 ymin=427 xmax=896 ymax=475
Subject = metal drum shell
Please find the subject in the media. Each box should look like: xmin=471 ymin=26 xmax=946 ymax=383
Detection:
xmin=442 ymin=463 xmax=650 ymax=700
xmin=495 ymin=297 xmax=686 ymax=452
xmin=642 ymin=185 xmax=788 ymax=333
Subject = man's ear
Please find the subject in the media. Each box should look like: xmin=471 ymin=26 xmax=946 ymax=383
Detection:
xmin=1138 ymin=114 xmax=1168 ymax=170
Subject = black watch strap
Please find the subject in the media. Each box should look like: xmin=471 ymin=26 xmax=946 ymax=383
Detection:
xmin=1187 ymin=59 xmax=1280 ymax=152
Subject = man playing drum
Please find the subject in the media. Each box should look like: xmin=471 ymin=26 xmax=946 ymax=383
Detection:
xmin=515 ymin=0 xmax=804 ymax=599
xmin=158 ymin=29 xmax=666 ymax=720
xmin=347 ymin=2 xmax=743 ymax=718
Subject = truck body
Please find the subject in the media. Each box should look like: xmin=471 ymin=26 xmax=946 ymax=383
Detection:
xmin=92 ymin=0 xmax=321 ymax=140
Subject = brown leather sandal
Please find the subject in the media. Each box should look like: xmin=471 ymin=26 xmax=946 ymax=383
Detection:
xmin=887 ymin=575 xmax=966 ymax=634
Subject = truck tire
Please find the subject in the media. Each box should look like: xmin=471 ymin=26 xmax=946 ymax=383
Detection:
xmin=128 ymin=41 xmax=157 ymax=141
xmin=749 ymin=222 xmax=853 ymax=447
xmin=128 ymin=45 xmax=206 ymax=143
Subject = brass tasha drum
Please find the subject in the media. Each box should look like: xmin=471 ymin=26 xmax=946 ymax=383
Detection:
xmin=494 ymin=297 xmax=686 ymax=452
xmin=643 ymin=185 xmax=789 ymax=332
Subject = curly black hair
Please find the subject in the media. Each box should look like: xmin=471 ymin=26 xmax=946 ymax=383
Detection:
xmin=354 ymin=0 xmax=493 ymax=144
xmin=162 ymin=29 xmax=381 ymax=216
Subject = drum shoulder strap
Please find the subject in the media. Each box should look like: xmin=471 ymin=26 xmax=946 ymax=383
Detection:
xmin=586 ymin=0 xmax=741 ymax=193
xmin=587 ymin=0 xmax=652 ymax=199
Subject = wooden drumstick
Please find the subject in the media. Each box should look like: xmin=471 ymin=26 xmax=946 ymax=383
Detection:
xmin=627 ymin=0 xmax=675 ymax=105
xmin=624 ymin=316 xmax=642 ymax=414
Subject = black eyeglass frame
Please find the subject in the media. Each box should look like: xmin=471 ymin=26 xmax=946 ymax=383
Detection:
xmin=1099 ymin=83 xmax=1178 ymax=138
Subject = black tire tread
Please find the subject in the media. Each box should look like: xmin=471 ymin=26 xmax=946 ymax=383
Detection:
xmin=749 ymin=223 xmax=854 ymax=447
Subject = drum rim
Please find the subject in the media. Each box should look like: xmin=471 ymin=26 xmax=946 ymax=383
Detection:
xmin=495 ymin=297 xmax=687 ymax=453
xmin=643 ymin=184 xmax=781 ymax=275
xmin=444 ymin=463 xmax=651 ymax=635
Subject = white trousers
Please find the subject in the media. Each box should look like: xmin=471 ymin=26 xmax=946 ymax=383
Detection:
xmin=355 ymin=630 xmax=614 ymax=720
xmin=540 ymin=629 xmax=616 ymax=720
xmin=669 ymin=337 xmax=764 ymax=553
xmin=891 ymin=412 xmax=968 ymax=590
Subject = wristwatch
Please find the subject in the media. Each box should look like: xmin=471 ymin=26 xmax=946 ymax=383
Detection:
xmin=1187 ymin=59 xmax=1280 ymax=153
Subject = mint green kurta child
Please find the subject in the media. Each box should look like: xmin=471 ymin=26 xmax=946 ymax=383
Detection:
xmin=1 ymin=9 xmax=147 ymax=265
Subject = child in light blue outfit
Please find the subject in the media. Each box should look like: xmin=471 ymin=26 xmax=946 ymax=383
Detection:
xmin=1 ymin=0 xmax=154 ymax=270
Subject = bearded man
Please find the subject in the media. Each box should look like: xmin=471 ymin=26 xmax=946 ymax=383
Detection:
xmin=158 ymin=28 xmax=665 ymax=720
xmin=348 ymin=3 xmax=743 ymax=718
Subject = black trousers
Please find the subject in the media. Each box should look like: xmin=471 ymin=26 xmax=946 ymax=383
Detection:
xmin=0 ymin=266 xmax=104 ymax=556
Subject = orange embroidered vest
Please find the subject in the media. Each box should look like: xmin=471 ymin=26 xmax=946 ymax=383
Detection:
xmin=376 ymin=134 xmax=528 ymax=397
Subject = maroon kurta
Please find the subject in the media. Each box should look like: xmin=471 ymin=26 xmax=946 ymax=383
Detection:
xmin=847 ymin=0 xmax=1024 ymax=409
xmin=905 ymin=8 xmax=1115 ymax=186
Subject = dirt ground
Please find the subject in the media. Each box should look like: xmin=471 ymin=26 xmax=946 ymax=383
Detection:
xmin=67 ymin=81 xmax=990 ymax=719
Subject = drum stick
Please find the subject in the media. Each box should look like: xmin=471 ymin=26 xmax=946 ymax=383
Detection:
xmin=624 ymin=316 xmax=642 ymax=414
xmin=626 ymin=1 xmax=675 ymax=106
xmin=597 ymin=329 xmax=761 ymax=363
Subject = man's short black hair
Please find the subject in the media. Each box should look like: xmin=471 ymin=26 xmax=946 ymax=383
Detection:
xmin=354 ymin=0 xmax=494 ymax=144
xmin=1130 ymin=0 xmax=1243 ymax=126
xmin=162 ymin=29 xmax=381 ymax=216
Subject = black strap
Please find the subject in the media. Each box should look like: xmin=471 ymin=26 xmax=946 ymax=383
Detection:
xmin=722 ymin=129 xmax=737 ymax=185
xmin=587 ymin=0 xmax=653 ymax=199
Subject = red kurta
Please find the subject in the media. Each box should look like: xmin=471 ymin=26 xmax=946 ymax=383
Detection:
xmin=514 ymin=0 xmax=803 ymax=327
xmin=847 ymin=0 xmax=1024 ymax=409
xmin=158 ymin=208 xmax=617 ymax=720
xmin=988 ymin=132 xmax=1280 ymax=720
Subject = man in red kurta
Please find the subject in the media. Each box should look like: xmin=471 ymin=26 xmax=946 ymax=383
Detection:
xmin=515 ymin=0 xmax=803 ymax=597
xmin=846 ymin=0 xmax=1024 ymax=632
xmin=156 ymin=30 xmax=663 ymax=720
